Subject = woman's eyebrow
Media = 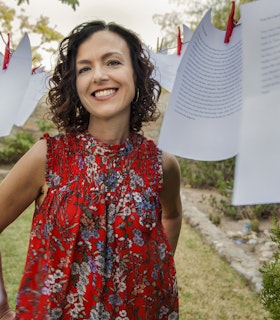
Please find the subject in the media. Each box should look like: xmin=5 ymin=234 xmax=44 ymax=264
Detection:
xmin=76 ymin=51 xmax=124 ymax=65
xmin=76 ymin=59 xmax=91 ymax=65
xmin=102 ymin=51 xmax=123 ymax=59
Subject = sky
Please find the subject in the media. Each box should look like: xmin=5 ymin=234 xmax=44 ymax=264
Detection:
xmin=5 ymin=0 xmax=180 ymax=69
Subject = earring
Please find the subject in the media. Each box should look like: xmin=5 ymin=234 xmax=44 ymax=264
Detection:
xmin=133 ymin=88 xmax=140 ymax=103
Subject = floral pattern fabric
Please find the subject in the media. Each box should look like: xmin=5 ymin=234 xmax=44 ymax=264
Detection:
xmin=15 ymin=132 xmax=178 ymax=319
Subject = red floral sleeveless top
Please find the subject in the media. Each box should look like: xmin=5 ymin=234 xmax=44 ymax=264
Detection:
xmin=15 ymin=132 xmax=178 ymax=319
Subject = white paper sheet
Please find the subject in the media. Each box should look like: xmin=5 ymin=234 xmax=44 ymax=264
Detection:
xmin=0 ymin=34 xmax=49 ymax=136
xmin=0 ymin=33 xmax=32 ymax=136
xmin=15 ymin=71 xmax=50 ymax=126
xmin=158 ymin=10 xmax=243 ymax=161
xmin=232 ymin=0 xmax=280 ymax=205
xmin=149 ymin=52 xmax=181 ymax=92
xmin=148 ymin=25 xmax=193 ymax=92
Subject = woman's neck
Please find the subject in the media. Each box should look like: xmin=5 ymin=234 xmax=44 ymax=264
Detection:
xmin=87 ymin=121 xmax=130 ymax=145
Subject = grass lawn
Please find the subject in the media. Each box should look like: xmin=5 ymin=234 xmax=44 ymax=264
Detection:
xmin=1 ymin=205 xmax=269 ymax=319
xmin=175 ymin=222 xmax=269 ymax=319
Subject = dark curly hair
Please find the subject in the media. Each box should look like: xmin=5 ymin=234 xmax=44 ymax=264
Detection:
xmin=47 ymin=20 xmax=161 ymax=133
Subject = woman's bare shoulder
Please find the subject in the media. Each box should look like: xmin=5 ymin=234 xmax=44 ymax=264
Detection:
xmin=0 ymin=139 xmax=48 ymax=232
xmin=161 ymin=151 xmax=180 ymax=177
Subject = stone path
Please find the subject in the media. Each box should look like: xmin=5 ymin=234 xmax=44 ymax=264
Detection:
xmin=181 ymin=190 xmax=263 ymax=293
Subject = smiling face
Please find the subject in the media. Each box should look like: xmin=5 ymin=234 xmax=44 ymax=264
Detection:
xmin=75 ymin=30 xmax=136 ymax=129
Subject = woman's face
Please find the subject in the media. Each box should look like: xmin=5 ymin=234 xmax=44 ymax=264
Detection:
xmin=75 ymin=30 xmax=136 ymax=124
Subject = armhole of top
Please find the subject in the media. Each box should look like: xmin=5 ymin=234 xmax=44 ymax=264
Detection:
xmin=41 ymin=133 xmax=51 ymax=186
xmin=158 ymin=149 xmax=164 ymax=191
xmin=142 ymin=135 xmax=164 ymax=192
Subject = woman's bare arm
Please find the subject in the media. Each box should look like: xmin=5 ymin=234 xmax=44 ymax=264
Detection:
xmin=0 ymin=139 xmax=47 ymax=233
xmin=0 ymin=139 xmax=47 ymax=317
xmin=160 ymin=151 xmax=182 ymax=254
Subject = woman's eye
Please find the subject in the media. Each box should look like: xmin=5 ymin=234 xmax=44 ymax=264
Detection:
xmin=107 ymin=60 xmax=121 ymax=66
xmin=78 ymin=66 xmax=91 ymax=74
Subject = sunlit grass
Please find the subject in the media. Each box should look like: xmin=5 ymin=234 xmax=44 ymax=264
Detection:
xmin=175 ymin=222 xmax=269 ymax=319
xmin=1 ymin=204 xmax=33 ymax=309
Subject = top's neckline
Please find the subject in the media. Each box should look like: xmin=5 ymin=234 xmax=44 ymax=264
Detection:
xmin=78 ymin=131 xmax=137 ymax=156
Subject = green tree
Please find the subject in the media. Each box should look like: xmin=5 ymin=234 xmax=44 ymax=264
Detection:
xmin=16 ymin=0 xmax=79 ymax=11
xmin=0 ymin=0 xmax=63 ymax=64
xmin=153 ymin=0 xmax=253 ymax=48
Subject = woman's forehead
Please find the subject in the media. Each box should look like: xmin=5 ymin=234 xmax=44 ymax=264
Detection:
xmin=75 ymin=30 xmax=133 ymax=67
xmin=81 ymin=30 xmax=129 ymax=52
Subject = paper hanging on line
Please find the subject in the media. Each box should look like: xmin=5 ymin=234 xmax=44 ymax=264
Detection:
xmin=0 ymin=33 xmax=32 ymax=136
xmin=158 ymin=10 xmax=243 ymax=161
xmin=0 ymin=33 xmax=49 ymax=137
xmin=232 ymin=0 xmax=280 ymax=205
xmin=148 ymin=25 xmax=193 ymax=92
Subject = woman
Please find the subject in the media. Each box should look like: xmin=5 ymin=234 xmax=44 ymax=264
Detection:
xmin=0 ymin=21 xmax=182 ymax=319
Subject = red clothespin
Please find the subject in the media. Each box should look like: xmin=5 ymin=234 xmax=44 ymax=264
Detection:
xmin=224 ymin=1 xmax=235 ymax=43
xmin=2 ymin=33 xmax=11 ymax=70
xmin=177 ymin=26 xmax=182 ymax=55
xmin=32 ymin=66 xmax=40 ymax=74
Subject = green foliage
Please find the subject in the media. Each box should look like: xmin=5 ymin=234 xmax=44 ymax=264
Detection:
xmin=0 ymin=2 xmax=15 ymax=32
xmin=252 ymin=204 xmax=280 ymax=219
xmin=32 ymin=16 xmax=63 ymax=43
xmin=36 ymin=119 xmax=55 ymax=133
xmin=249 ymin=219 xmax=260 ymax=233
xmin=179 ymin=157 xmax=280 ymax=221
xmin=179 ymin=157 xmax=241 ymax=220
xmin=0 ymin=131 xmax=35 ymax=164
xmin=219 ymin=199 xmax=241 ymax=220
xmin=58 ymin=0 xmax=79 ymax=10
xmin=179 ymin=157 xmax=235 ymax=194
xmin=209 ymin=213 xmax=221 ymax=226
xmin=1 ymin=0 xmax=63 ymax=64
xmin=174 ymin=0 xmax=254 ymax=29
xmin=16 ymin=0 xmax=79 ymax=10
xmin=260 ymin=217 xmax=280 ymax=319
xmin=153 ymin=0 xmax=254 ymax=48
xmin=153 ymin=10 xmax=186 ymax=48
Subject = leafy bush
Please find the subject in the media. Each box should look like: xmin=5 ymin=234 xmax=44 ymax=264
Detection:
xmin=260 ymin=217 xmax=280 ymax=319
xmin=179 ymin=157 xmax=280 ymax=220
xmin=179 ymin=157 xmax=235 ymax=195
xmin=0 ymin=132 xmax=35 ymax=164
xmin=36 ymin=118 xmax=55 ymax=133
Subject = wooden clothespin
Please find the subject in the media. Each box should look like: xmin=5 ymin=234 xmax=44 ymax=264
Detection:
xmin=177 ymin=26 xmax=182 ymax=55
xmin=224 ymin=1 xmax=236 ymax=43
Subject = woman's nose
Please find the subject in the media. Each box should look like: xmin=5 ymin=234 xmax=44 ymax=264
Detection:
xmin=92 ymin=66 xmax=109 ymax=84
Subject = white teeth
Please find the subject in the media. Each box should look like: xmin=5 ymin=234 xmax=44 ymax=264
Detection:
xmin=95 ymin=89 xmax=115 ymax=97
